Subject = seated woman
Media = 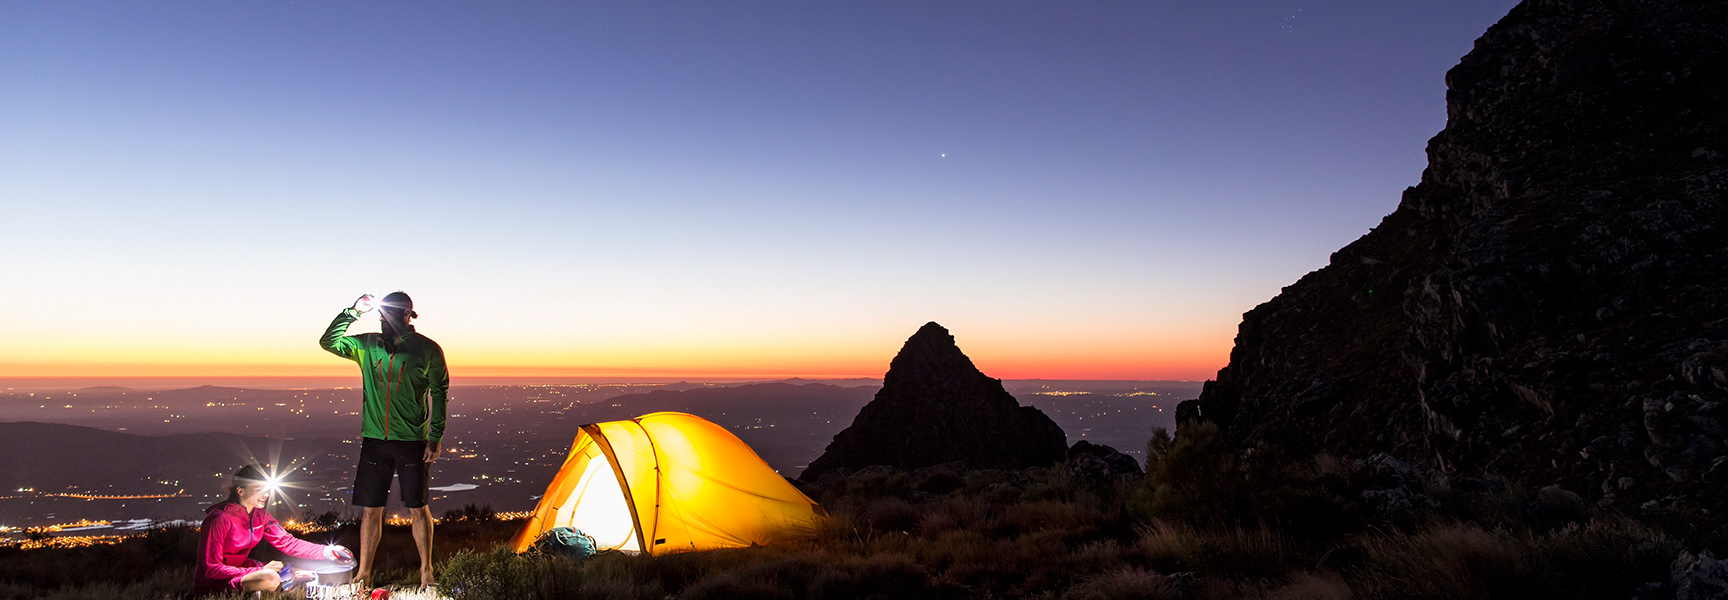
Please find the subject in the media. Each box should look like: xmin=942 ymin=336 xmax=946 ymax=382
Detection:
xmin=192 ymin=464 xmax=352 ymax=596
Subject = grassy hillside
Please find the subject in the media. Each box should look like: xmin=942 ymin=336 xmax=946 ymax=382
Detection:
xmin=437 ymin=461 xmax=1676 ymax=600
xmin=0 ymin=426 xmax=1693 ymax=599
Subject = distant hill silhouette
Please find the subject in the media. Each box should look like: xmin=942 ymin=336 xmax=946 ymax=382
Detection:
xmin=577 ymin=382 xmax=876 ymax=420
xmin=802 ymin=322 xmax=1067 ymax=480
xmin=552 ymin=382 xmax=880 ymax=472
xmin=1184 ymin=0 xmax=1728 ymax=515
xmin=0 ymin=422 xmax=342 ymax=523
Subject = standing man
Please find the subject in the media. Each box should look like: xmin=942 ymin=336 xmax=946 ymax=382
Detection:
xmin=319 ymin=291 xmax=449 ymax=590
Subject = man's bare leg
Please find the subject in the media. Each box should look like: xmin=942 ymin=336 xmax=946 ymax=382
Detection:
xmin=357 ymin=506 xmax=386 ymax=587
xmin=410 ymin=505 xmax=435 ymax=588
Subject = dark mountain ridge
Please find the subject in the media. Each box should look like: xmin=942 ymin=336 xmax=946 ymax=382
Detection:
xmin=1184 ymin=0 xmax=1728 ymax=515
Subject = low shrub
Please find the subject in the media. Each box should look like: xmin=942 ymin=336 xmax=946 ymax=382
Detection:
xmin=1131 ymin=423 xmax=1244 ymax=525
xmin=909 ymin=466 xmax=966 ymax=496
xmin=859 ymin=498 xmax=921 ymax=533
xmin=441 ymin=547 xmax=562 ymax=600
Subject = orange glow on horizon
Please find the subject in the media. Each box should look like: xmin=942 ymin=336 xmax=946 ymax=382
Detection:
xmin=1 ymin=324 xmax=1233 ymax=382
xmin=0 ymin=353 xmax=1226 ymax=382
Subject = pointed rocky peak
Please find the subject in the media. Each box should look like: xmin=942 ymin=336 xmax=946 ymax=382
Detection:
xmin=800 ymin=322 xmax=1067 ymax=481
xmin=883 ymin=321 xmax=985 ymax=390
xmin=910 ymin=321 xmax=951 ymax=341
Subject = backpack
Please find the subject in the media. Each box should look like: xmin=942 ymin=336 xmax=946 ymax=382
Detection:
xmin=533 ymin=527 xmax=599 ymax=561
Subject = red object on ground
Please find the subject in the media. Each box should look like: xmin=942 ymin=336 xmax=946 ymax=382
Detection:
xmin=370 ymin=589 xmax=391 ymax=600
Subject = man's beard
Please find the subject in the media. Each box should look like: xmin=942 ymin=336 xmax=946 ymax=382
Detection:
xmin=381 ymin=313 xmax=408 ymax=352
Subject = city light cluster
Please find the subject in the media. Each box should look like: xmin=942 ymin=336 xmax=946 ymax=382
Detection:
xmin=282 ymin=519 xmax=339 ymax=535
xmin=38 ymin=519 xmax=111 ymax=532
xmin=45 ymin=492 xmax=189 ymax=500
xmin=1 ymin=534 xmax=133 ymax=550
xmin=373 ymin=511 xmax=533 ymax=527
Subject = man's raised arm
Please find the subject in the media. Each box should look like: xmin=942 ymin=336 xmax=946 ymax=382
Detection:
xmin=319 ymin=305 xmax=364 ymax=362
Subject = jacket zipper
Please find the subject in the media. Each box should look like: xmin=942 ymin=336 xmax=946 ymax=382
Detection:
xmin=383 ymin=354 xmax=396 ymax=440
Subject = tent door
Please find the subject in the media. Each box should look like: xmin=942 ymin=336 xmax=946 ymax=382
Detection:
xmin=553 ymin=451 xmax=641 ymax=552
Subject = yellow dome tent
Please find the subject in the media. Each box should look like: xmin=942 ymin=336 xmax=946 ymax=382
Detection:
xmin=510 ymin=412 xmax=827 ymax=555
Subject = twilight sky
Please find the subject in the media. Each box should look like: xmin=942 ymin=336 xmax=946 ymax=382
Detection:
xmin=0 ymin=1 xmax=1519 ymax=380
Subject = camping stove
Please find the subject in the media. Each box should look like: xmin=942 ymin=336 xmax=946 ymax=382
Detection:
xmin=302 ymin=563 xmax=358 ymax=600
xmin=305 ymin=582 xmax=360 ymax=600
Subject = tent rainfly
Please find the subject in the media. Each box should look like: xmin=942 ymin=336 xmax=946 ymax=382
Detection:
xmin=510 ymin=412 xmax=827 ymax=555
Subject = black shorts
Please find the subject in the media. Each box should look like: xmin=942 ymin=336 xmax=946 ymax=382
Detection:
xmin=352 ymin=438 xmax=431 ymax=509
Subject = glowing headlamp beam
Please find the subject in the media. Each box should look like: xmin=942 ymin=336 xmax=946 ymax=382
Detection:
xmin=233 ymin=442 xmax=320 ymax=522
xmin=356 ymin=294 xmax=401 ymax=314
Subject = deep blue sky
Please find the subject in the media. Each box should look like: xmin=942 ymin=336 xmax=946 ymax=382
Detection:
xmin=0 ymin=1 xmax=1519 ymax=379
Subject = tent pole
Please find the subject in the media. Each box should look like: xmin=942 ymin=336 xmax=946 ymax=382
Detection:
xmin=583 ymin=423 xmax=651 ymax=554
xmin=631 ymin=418 xmax=666 ymax=550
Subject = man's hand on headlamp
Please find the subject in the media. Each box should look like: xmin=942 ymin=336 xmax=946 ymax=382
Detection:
xmin=352 ymin=294 xmax=378 ymax=313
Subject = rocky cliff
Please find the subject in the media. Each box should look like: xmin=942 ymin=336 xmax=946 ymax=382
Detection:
xmin=1184 ymin=0 xmax=1728 ymax=515
xmin=801 ymin=322 xmax=1067 ymax=480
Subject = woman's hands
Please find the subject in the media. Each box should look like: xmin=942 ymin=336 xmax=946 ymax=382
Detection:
xmin=325 ymin=544 xmax=356 ymax=565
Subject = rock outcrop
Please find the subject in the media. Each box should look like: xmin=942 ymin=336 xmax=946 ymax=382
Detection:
xmin=1671 ymin=550 xmax=1728 ymax=600
xmin=1184 ymin=0 xmax=1728 ymax=514
xmin=801 ymin=322 xmax=1067 ymax=480
xmin=1065 ymin=441 xmax=1144 ymax=484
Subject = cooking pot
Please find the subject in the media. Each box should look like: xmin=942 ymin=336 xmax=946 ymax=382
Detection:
xmin=307 ymin=564 xmax=355 ymax=586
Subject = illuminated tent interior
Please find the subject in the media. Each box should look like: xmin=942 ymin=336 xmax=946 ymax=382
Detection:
xmin=510 ymin=412 xmax=827 ymax=555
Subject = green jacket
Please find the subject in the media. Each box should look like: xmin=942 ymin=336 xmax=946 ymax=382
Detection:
xmin=319 ymin=308 xmax=450 ymax=442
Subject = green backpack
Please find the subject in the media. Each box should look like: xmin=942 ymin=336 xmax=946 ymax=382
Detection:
xmin=533 ymin=527 xmax=599 ymax=561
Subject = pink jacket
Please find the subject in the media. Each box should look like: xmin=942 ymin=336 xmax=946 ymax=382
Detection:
xmin=191 ymin=502 xmax=327 ymax=595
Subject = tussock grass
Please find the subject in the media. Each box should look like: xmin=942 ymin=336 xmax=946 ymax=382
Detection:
xmin=1136 ymin=521 xmax=1296 ymax=578
xmin=1345 ymin=518 xmax=1677 ymax=600
xmin=1264 ymin=573 xmax=1352 ymax=600
xmin=1061 ymin=568 xmax=1180 ymax=600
